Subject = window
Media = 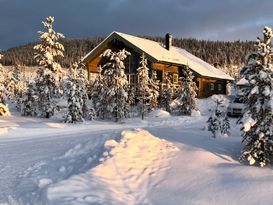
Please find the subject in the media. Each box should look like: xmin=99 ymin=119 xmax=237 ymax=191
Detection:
xmin=210 ymin=83 xmax=214 ymax=91
xmin=173 ymin=73 xmax=179 ymax=84
xmin=218 ymin=84 xmax=222 ymax=91
xmin=234 ymin=97 xmax=243 ymax=103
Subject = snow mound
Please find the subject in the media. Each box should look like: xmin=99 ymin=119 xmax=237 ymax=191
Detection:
xmin=147 ymin=109 xmax=171 ymax=118
xmin=47 ymin=129 xmax=178 ymax=204
xmin=191 ymin=109 xmax=201 ymax=117
xmin=0 ymin=103 xmax=10 ymax=116
xmin=197 ymin=94 xmax=230 ymax=115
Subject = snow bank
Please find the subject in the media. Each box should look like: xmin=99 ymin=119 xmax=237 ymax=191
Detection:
xmin=197 ymin=94 xmax=230 ymax=115
xmin=147 ymin=109 xmax=171 ymax=118
xmin=47 ymin=129 xmax=178 ymax=205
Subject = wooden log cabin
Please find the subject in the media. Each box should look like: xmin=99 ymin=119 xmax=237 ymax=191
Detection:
xmin=82 ymin=31 xmax=234 ymax=98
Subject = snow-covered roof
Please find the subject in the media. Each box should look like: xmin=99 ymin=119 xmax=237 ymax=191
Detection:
xmin=83 ymin=31 xmax=234 ymax=81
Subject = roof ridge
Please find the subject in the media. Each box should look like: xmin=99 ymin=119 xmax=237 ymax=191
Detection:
xmin=114 ymin=31 xmax=164 ymax=46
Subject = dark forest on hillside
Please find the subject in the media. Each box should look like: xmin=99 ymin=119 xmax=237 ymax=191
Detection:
xmin=1 ymin=36 xmax=255 ymax=69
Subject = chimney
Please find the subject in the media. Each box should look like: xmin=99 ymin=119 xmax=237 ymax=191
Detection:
xmin=165 ymin=33 xmax=172 ymax=50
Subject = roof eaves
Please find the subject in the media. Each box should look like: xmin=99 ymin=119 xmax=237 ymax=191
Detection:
xmin=82 ymin=31 xmax=159 ymax=64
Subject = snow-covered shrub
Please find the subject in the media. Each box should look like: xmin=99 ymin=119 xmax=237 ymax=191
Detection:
xmin=93 ymin=49 xmax=130 ymax=122
xmin=0 ymin=103 xmax=10 ymax=116
xmin=87 ymin=107 xmax=96 ymax=121
xmin=207 ymin=96 xmax=230 ymax=138
xmin=240 ymin=27 xmax=273 ymax=167
xmin=33 ymin=16 xmax=65 ymax=118
xmin=174 ymin=65 xmax=198 ymax=115
xmin=161 ymin=72 xmax=173 ymax=112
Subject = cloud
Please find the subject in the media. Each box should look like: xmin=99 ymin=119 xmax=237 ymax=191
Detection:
xmin=0 ymin=0 xmax=273 ymax=50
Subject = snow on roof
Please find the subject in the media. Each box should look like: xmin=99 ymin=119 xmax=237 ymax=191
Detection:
xmin=175 ymin=47 xmax=234 ymax=80
xmin=83 ymin=31 xmax=234 ymax=81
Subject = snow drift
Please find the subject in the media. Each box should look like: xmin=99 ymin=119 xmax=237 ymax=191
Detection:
xmin=47 ymin=129 xmax=178 ymax=205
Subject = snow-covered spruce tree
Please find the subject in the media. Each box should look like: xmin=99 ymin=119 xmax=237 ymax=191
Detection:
xmin=33 ymin=16 xmax=65 ymax=118
xmin=128 ymin=86 xmax=136 ymax=108
xmin=5 ymin=71 xmax=16 ymax=101
xmin=161 ymin=72 xmax=173 ymax=112
xmin=0 ymin=54 xmax=6 ymax=104
xmin=5 ymin=64 xmax=24 ymax=102
xmin=207 ymin=98 xmax=226 ymax=138
xmin=221 ymin=116 xmax=230 ymax=136
xmin=64 ymin=62 xmax=91 ymax=123
xmin=98 ymin=49 xmax=130 ymax=122
xmin=75 ymin=61 xmax=90 ymax=119
xmin=21 ymin=82 xmax=38 ymax=116
xmin=240 ymin=26 xmax=273 ymax=167
xmin=149 ymin=71 xmax=159 ymax=111
xmin=175 ymin=65 xmax=197 ymax=115
xmin=14 ymin=66 xmax=27 ymax=111
xmin=91 ymin=66 xmax=105 ymax=118
xmin=136 ymin=53 xmax=151 ymax=120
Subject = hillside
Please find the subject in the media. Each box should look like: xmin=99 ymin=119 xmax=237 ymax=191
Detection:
xmin=1 ymin=36 xmax=254 ymax=71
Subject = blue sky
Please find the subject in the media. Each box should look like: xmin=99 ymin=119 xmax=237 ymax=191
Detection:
xmin=0 ymin=0 xmax=272 ymax=50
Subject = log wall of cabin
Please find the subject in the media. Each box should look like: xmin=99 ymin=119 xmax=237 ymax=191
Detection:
xmin=85 ymin=39 xmax=229 ymax=98
xmin=87 ymin=54 xmax=228 ymax=98
xmin=152 ymin=63 xmax=179 ymax=84
xmin=87 ymin=54 xmax=101 ymax=73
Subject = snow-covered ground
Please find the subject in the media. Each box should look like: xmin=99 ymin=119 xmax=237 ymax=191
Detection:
xmin=1 ymin=96 xmax=273 ymax=205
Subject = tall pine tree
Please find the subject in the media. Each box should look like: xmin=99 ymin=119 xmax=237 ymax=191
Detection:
xmin=97 ymin=49 xmax=130 ymax=122
xmin=33 ymin=16 xmax=65 ymax=118
xmin=240 ymin=26 xmax=273 ymax=167
xmin=161 ymin=72 xmax=173 ymax=112
xmin=136 ymin=53 xmax=151 ymax=120
xmin=91 ymin=66 xmax=105 ymax=119
xmin=150 ymin=71 xmax=159 ymax=111
xmin=176 ymin=65 xmax=197 ymax=115
xmin=64 ymin=63 xmax=89 ymax=123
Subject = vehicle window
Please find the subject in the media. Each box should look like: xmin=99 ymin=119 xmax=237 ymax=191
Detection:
xmin=234 ymin=97 xmax=243 ymax=103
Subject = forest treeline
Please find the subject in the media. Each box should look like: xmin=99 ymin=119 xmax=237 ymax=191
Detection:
xmin=1 ymin=36 xmax=255 ymax=69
